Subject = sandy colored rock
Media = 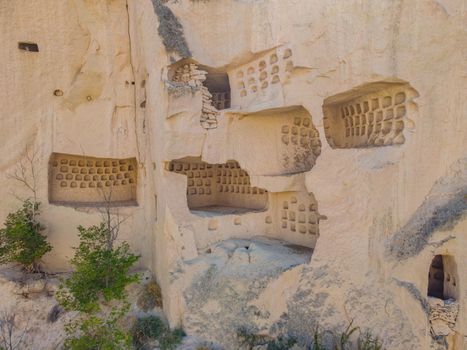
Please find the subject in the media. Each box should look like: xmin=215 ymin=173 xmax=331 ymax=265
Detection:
xmin=0 ymin=0 xmax=466 ymax=349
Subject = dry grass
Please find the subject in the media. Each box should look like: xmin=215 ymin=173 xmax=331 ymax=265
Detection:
xmin=137 ymin=280 xmax=163 ymax=312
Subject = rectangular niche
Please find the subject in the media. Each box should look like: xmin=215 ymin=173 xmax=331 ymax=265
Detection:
xmin=18 ymin=42 xmax=39 ymax=52
xmin=211 ymin=91 xmax=230 ymax=110
xmin=323 ymin=81 xmax=418 ymax=148
xmin=49 ymin=153 xmax=137 ymax=207
xmin=167 ymin=158 xmax=268 ymax=214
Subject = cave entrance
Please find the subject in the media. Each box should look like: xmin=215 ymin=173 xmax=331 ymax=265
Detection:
xmin=428 ymin=255 xmax=444 ymax=299
xmin=167 ymin=157 xmax=267 ymax=215
xmin=428 ymin=255 xmax=458 ymax=300
xmin=198 ymin=65 xmax=231 ymax=110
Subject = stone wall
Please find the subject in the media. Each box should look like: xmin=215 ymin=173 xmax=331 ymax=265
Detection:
xmin=0 ymin=0 xmax=465 ymax=349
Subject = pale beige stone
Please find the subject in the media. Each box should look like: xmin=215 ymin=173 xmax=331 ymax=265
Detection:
xmin=0 ymin=0 xmax=466 ymax=349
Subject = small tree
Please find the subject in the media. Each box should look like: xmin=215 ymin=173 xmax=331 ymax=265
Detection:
xmin=63 ymin=306 xmax=131 ymax=350
xmin=0 ymin=147 xmax=51 ymax=272
xmin=0 ymin=200 xmax=51 ymax=271
xmin=59 ymin=174 xmax=141 ymax=349
xmin=57 ymin=222 xmax=140 ymax=313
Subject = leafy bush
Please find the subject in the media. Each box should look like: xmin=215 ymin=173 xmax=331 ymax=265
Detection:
xmin=57 ymin=222 xmax=140 ymax=313
xmin=64 ymin=307 xmax=131 ymax=350
xmin=159 ymin=328 xmax=185 ymax=350
xmin=132 ymin=315 xmax=166 ymax=348
xmin=0 ymin=200 xmax=51 ymax=271
xmin=60 ymin=218 xmax=140 ymax=349
xmin=132 ymin=315 xmax=185 ymax=350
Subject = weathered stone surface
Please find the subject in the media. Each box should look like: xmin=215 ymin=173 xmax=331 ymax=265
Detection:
xmin=0 ymin=0 xmax=466 ymax=349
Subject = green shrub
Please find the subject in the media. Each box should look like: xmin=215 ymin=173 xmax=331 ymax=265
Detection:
xmin=57 ymin=222 xmax=140 ymax=313
xmin=0 ymin=200 xmax=51 ymax=271
xmin=132 ymin=315 xmax=185 ymax=350
xmin=64 ymin=307 xmax=131 ymax=350
xmin=132 ymin=315 xmax=166 ymax=348
xmin=159 ymin=327 xmax=185 ymax=350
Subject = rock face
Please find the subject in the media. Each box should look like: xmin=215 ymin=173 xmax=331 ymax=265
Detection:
xmin=181 ymin=237 xmax=311 ymax=345
xmin=0 ymin=0 xmax=466 ymax=349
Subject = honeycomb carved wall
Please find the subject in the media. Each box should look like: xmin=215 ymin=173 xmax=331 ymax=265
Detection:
xmin=49 ymin=153 xmax=137 ymax=206
xmin=277 ymin=193 xmax=321 ymax=247
xmin=323 ymin=81 xmax=418 ymax=148
xmin=280 ymin=113 xmax=321 ymax=173
xmin=167 ymin=158 xmax=268 ymax=213
xmin=219 ymin=106 xmax=321 ymax=176
xmin=229 ymin=46 xmax=294 ymax=109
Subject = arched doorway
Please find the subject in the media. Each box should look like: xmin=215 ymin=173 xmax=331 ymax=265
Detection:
xmin=428 ymin=255 xmax=459 ymax=300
